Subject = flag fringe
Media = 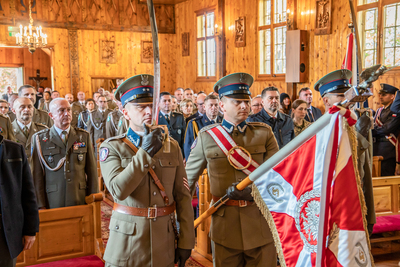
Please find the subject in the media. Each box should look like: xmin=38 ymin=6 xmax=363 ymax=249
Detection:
xmin=345 ymin=120 xmax=375 ymax=267
xmin=252 ymin=184 xmax=287 ymax=267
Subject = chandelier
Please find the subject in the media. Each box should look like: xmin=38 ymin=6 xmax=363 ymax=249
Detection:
xmin=15 ymin=0 xmax=47 ymax=53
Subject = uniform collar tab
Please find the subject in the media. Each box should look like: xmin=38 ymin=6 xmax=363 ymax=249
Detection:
xmin=127 ymin=128 xmax=141 ymax=147
xmin=222 ymin=119 xmax=247 ymax=133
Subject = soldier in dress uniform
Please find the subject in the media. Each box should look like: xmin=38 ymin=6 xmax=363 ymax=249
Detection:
xmin=116 ymin=116 xmax=129 ymax=135
xmin=31 ymin=98 xmax=98 ymax=209
xmin=66 ymin=93 xmax=85 ymax=127
xmin=77 ymin=98 xmax=96 ymax=130
xmin=158 ymin=92 xmax=186 ymax=149
xmin=186 ymin=73 xmax=279 ymax=267
xmin=106 ymin=100 xmax=123 ymax=138
xmin=183 ymin=94 xmax=222 ymax=161
xmin=18 ymin=85 xmax=53 ymax=127
xmin=11 ymin=97 xmax=48 ymax=170
xmin=371 ymin=83 xmax=400 ymax=176
xmin=99 ymin=74 xmax=195 ymax=267
xmin=7 ymin=94 xmax=18 ymax=122
xmin=315 ymin=69 xmax=376 ymax=233
xmin=87 ymin=95 xmax=113 ymax=151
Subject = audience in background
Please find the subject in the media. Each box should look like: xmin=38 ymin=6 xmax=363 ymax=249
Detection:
xmin=171 ymin=95 xmax=178 ymax=112
xmin=279 ymin=92 xmax=291 ymax=115
xmin=298 ymin=87 xmax=322 ymax=122
xmin=0 ymin=99 xmax=9 ymax=116
xmin=291 ymin=99 xmax=311 ymax=137
xmin=174 ymin=87 xmax=184 ymax=104
xmin=251 ymin=95 xmax=263 ymax=115
xmin=38 ymin=91 xmax=51 ymax=112
xmin=51 ymin=91 xmax=60 ymax=99
xmin=184 ymin=88 xmax=194 ymax=100
xmin=2 ymin=85 xmax=13 ymax=101
xmin=180 ymin=98 xmax=194 ymax=121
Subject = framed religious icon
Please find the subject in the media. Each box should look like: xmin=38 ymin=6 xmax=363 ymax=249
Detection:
xmin=315 ymin=0 xmax=332 ymax=35
xmin=235 ymin=16 xmax=246 ymax=47
xmin=141 ymin=41 xmax=154 ymax=63
xmin=182 ymin=32 xmax=190 ymax=57
xmin=100 ymin=39 xmax=117 ymax=64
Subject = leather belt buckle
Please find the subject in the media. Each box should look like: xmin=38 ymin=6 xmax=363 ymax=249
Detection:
xmin=238 ymin=200 xmax=248 ymax=207
xmin=148 ymin=205 xmax=157 ymax=219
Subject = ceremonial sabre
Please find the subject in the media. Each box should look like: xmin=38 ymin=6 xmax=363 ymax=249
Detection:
xmin=194 ymin=64 xmax=392 ymax=228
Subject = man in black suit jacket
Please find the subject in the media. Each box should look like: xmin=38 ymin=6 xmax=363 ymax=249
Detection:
xmin=0 ymin=135 xmax=39 ymax=267
xmin=158 ymin=92 xmax=186 ymax=149
xmin=298 ymin=87 xmax=323 ymax=122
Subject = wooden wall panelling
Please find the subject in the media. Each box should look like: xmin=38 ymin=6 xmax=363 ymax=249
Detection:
xmin=68 ymin=29 xmax=80 ymax=96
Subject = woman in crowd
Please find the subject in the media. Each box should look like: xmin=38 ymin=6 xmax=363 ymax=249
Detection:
xmin=280 ymin=92 xmax=292 ymax=115
xmin=180 ymin=98 xmax=194 ymax=122
xmin=292 ymin=99 xmax=312 ymax=136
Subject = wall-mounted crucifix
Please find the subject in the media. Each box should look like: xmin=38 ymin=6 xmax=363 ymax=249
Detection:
xmin=29 ymin=69 xmax=47 ymax=89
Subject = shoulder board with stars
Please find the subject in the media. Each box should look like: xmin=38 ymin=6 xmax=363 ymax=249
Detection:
xmin=105 ymin=134 xmax=126 ymax=143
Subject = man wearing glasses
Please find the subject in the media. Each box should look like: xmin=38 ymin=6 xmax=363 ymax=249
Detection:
xmin=250 ymin=95 xmax=263 ymax=115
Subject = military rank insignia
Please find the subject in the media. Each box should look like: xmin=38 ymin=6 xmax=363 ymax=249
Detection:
xmin=48 ymin=155 xmax=54 ymax=163
xmin=100 ymin=148 xmax=109 ymax=162
xmin=78 ymin=154 xmax=84 ymax=161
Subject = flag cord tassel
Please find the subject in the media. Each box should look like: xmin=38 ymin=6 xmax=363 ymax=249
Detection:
xmin=345 ymin=119 xmax=375 ymax=267
xmin=252 ymin=184 xmax=287 ymax=267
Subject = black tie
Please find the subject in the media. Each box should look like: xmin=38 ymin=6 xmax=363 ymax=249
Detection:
xmin=307 ymin=109 xmax=314 ymax=122
xmin=165 ymin=114 xmax=170 ymax=123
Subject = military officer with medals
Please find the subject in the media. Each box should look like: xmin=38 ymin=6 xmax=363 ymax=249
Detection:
xmin=186 ymin=73 xmax=279 ymax=267
xmin=87 ymin=95 xmax=113 ymax=152
xmin=183 ymin=94 xmax=222 ymax=161
xmin=99 ymin=74 xmax=194 ymax=267
xmin=18 ymin=85 xmax=53 ymax=127
xmin=106 ymin=100 xmax=123 ymax=138
xmin=372 ymin=83 xmax=400 ymax=176
xmin=31 ymin=98 xmax=98 ymax=209
xmin=158 ymin=92 xmax=186 ymax=149
xmin=11 ymin=97 xmax=48 ymax=169
xmin=315 ymin=69 xmax=376 ymax=233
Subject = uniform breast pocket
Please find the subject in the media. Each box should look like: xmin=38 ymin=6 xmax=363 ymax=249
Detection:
xmin=43 ymin=147 xmax=61 ymax=167
xmin=246 ymin=145 xmax=267 ymax=164
xmin=159 ymin=158 xmax=180 ymax=184
xmin=206 ymin=149 xmax=228 ymax=175
xmin=73 ymin=148 xmax=87 ymax=164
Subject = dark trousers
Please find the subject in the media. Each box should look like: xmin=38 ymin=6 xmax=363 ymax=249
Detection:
xmin=381 ymin=157 xmax=396 ymax=176
xmin=0 ymin=218 xmax=17 ymax=267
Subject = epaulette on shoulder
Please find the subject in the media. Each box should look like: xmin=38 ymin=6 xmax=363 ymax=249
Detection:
xmin=172 ymin=111 xmax=183 ymax=117
xmin=247 ymin=121 xmax=272 ymax=129
xmin=36 ymin=128 xmax=50 ymax=135
xmin=74 ymin=127 xmax=89 ymax=133
xmin=199 ymin=123 xmax=219 ymax=133
xmin=35 ymin=122 xmax=48 ymax=129
xmin=0 ymin=113 xmax=8 ymax=119
xmin=36 ymin=108 xmax=47 ymax=114
xmin=105 ymin=134 xmax=126 ymax=143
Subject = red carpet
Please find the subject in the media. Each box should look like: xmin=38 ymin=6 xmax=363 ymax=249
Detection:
xmin=28 ymin=255 xmax=104 ymax=267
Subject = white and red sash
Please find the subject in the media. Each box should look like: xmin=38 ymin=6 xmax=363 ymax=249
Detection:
xmin=206 ymin=125 xmax=260 ymax=175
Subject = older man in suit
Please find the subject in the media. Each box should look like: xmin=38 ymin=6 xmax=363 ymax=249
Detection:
xmin=11 ymin=97 xmax=48 ymax=169
xmin=0 ymin=134 xmax=39 ymax=267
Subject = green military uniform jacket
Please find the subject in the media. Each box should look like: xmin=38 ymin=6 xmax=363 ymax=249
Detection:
xmin=107 ymin=99 xmax=118 ymax=110
xmin=71 ymin=102 xmax=85 ymax=127
xmin=100 ymin=133 xmax=195 ymax=267
xmin=33 ymin=108 xmax=53 ymax=128
xmin=0 ymin=114 xmax=16 ymax=142
xmin=186 ymin=121 xmax=279 ymax=250
xmin=87 ymin=109 xmax=113 ymax=145
xmin=12 ymin=120 xmax=48 ymax=169
xmin=106 ymin=110 xmax=123 ymax=139
xmin=7 ymin=110 xmax=16 ymax=122
xmin=31 ymin=126 xmax=98 ymax=209
xmin=116 ymin=116 xmax=128 ymax=135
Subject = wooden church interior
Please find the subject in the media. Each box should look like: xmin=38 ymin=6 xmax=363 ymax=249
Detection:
xmin=1 ymin=0 xmax=400 ymax=266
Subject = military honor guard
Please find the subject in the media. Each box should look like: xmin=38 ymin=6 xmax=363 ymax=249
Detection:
xmin=31 ymin=98 xmax=98 ymax=209
xmin=247 ymin=86 xmax=295 ymax=148
xmin=77 ymin=98 xmax=96 ymax=130
xmin=87 ymin=95 xmax=113 ymax=149
xmin=372 ymin=83 xmax=400 ymax=176
xmin=158 ymin=92 xmax=186 ymax=149
xmin=315 ymin=69 xmax=376 ymax=232
xmin=18 ymin=85 xmax=53 ymax=127
xmin=99 ymin=74 xmax=194 ymax=267
xmin=11 ymin=97 xmax=48 ymax=169
xmin=186 ymin=73 xmax=279 ymax=267
xmin=106 ymin=100 xmax=123 ymax=138
xmin=183 ymin=94 xmax=222 ymax=161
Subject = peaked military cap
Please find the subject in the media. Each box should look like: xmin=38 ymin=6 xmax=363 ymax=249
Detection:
xmin=214 ymin=72 xmax=254 ymax=100
xmin=379 ymin=83 xmax=399 ymax=94
xmin=314 ymin=69 xmax=352 ymax=96
xmin=114 ymin=74 xmax=154 ymax=106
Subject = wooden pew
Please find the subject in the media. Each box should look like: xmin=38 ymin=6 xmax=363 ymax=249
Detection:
xmin=16 ymin=193 xmax=104 ymax=266
xmin=195 ymin=169 xmax=213 ymax=261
